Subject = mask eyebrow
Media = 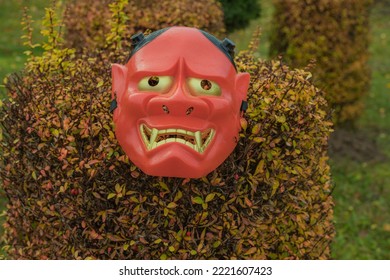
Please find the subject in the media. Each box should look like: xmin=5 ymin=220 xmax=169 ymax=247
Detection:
xmin=182 ymin=59 xmax=235 ymax=87
xmin=128 ymin=58 xmax=179 ymax=80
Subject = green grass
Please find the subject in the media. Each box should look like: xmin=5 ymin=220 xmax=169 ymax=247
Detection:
xmin=330 ymin=3 xmax=390 ymax=259
xmin=0 ymin=0 xmax=46 ymax=97
xmin=228 ymin=0 xmax=274 ymax=56
xmin=1 ymin=0 xmax=390 ymax=259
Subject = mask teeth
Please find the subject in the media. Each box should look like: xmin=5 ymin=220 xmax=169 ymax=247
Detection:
xmin=195 ymin=131 xmax=202 ymax=150
xmin=149 ymin=128 xmax=158 ymax=148
xmin=140 ymin=124 xmax=215 ymax=153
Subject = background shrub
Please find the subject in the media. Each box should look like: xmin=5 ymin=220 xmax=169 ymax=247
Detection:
xmin=269 ymin=0 xmax=372 ymax=125
xmin=0 ymin=2 xmax=334 ymax=259
xmin=63 ymin=0 xmax=225 ymax=51
xmin=218 ymin=0 xmax=261 ymax=32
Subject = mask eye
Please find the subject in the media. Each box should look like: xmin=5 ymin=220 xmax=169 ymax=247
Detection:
xmin=187 ymin=78 xmax=221 ymax=96
xmin=138 ymin=76 xmax=173 ymax=93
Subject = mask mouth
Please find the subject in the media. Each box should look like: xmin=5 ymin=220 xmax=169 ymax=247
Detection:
xmin=140 ymin=123 xmax=215 ymax=153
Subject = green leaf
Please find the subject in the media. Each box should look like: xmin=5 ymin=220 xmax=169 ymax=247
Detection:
xmin=192 ymin=196 xmax=204 ymax=204
xmin=213 ymin=240 xmax=221 ymax=248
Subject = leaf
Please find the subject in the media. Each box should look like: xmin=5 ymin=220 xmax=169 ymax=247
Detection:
xmin=244 ymin=247 xmax=257 ymax=255
xmin=276 ymin=115 xmax=286 ymax=123
xmin=89 ymin=230 xmax=103 ymax=240
xmin=107 ymin=233 xmax=125 ymax=242
xmin=115 ymin=183 xmax=122 ymax=193
xmin=159 ymin=181 xmax=169 ymax=192
xmin=167 ymin=202 xmax=177 ymax=209
xmin=192 ymin=196 xmax=204 ymax=204
xmin=190 ymin=250 xmax=197 ymax=256
xmin=253 ymin=137 xmax=265 ymax=143
xmin=213 ymin=240 xmax=221 ymax=248
xmin=251 ymin=124 xmax=261 ymax=134
xmin=240 ymin=118 xmax=248 ymax=131
xmin=205 ymin=193 xmax=216 ymax=203
xmin=244 ymin=197 xmax=253 ymax=207
xmin=255 ymin=160 xmax=265 ymax=174
xmin=173 ymin=191 xmax=183 ymax=202
xmin=96 ymin=80 xmax=104 ymax=88
xmin=271 ymin=180 xmax=280 ymax=197
xmin=51 ymin=128 xmax=59 ymax=137
xmin=107 ymin=193 xmax=116 ymax=199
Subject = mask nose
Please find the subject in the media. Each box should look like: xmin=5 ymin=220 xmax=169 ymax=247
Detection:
xmin=146 ymin=87 xmax=211 ymax=118
xmin=159 ymin=104 xmax=195 ymax=116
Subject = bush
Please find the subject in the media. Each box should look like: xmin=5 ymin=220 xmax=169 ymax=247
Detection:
xmin=218 ymin=0 xmax=261 ymax=32
xmin=0 ymin=2 xmax=334 ymax=259
xmin=63 ymin=0 xmax=226 ymax=51
xmin=269 ymin=0 xmax=372 ymax=125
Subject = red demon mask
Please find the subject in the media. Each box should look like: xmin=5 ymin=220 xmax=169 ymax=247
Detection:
xmin=111 ymin=27 xmax=250 ymax=178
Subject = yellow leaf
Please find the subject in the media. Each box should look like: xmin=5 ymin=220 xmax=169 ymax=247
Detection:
xmin=271 ymin=180 xmax=280 ymax=196
xmin=167 ymin=202 xmax=177 ymax=209
xmin=97 ymin=80 xmax=104 ymax=88
xmin=244 ymin=247 xmax=257 ymax=255
xmin=107 ymin=193 xmax=116 ymax=199
xmin=205 ymin=193 xmax=215 ymax=203
xmin=253 ymin=137 xmax=265 ymax=143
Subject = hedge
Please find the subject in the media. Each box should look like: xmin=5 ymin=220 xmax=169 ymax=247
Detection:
xmin=269 ymin=0 xmax=372 ymax=125
xmin=63 ymin=0 xmax=225 ymax=51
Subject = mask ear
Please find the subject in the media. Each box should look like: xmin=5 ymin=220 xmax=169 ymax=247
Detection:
xmin=235 ymin=72 xmax=250 ymax=102
xmin=112 ymin=64 xmax=128 ymax=101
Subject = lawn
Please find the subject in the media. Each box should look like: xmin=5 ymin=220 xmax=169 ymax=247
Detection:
xmin=1 ymin=0 xmax=390 ymax=259
xmin=329 ymin=2 xmax=390 ymax=259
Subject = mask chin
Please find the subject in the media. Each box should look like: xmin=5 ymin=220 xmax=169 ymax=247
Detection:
xmin=138 ymin=146 xmax=212 ymax=178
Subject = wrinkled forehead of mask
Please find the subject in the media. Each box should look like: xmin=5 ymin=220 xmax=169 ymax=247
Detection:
xmin=127 ymin=27 xmax=237 ymax=70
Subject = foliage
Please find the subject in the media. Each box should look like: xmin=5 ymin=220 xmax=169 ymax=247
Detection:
xmin=0 ymin=1 xmax=334 ymax=259
xmin=269 ymin=0 xmax=372 ymax=125
xmin=63 ymin=0 xmax=226 ymax=51
xmin=218 ymin=0 xmax=261 ymax=32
